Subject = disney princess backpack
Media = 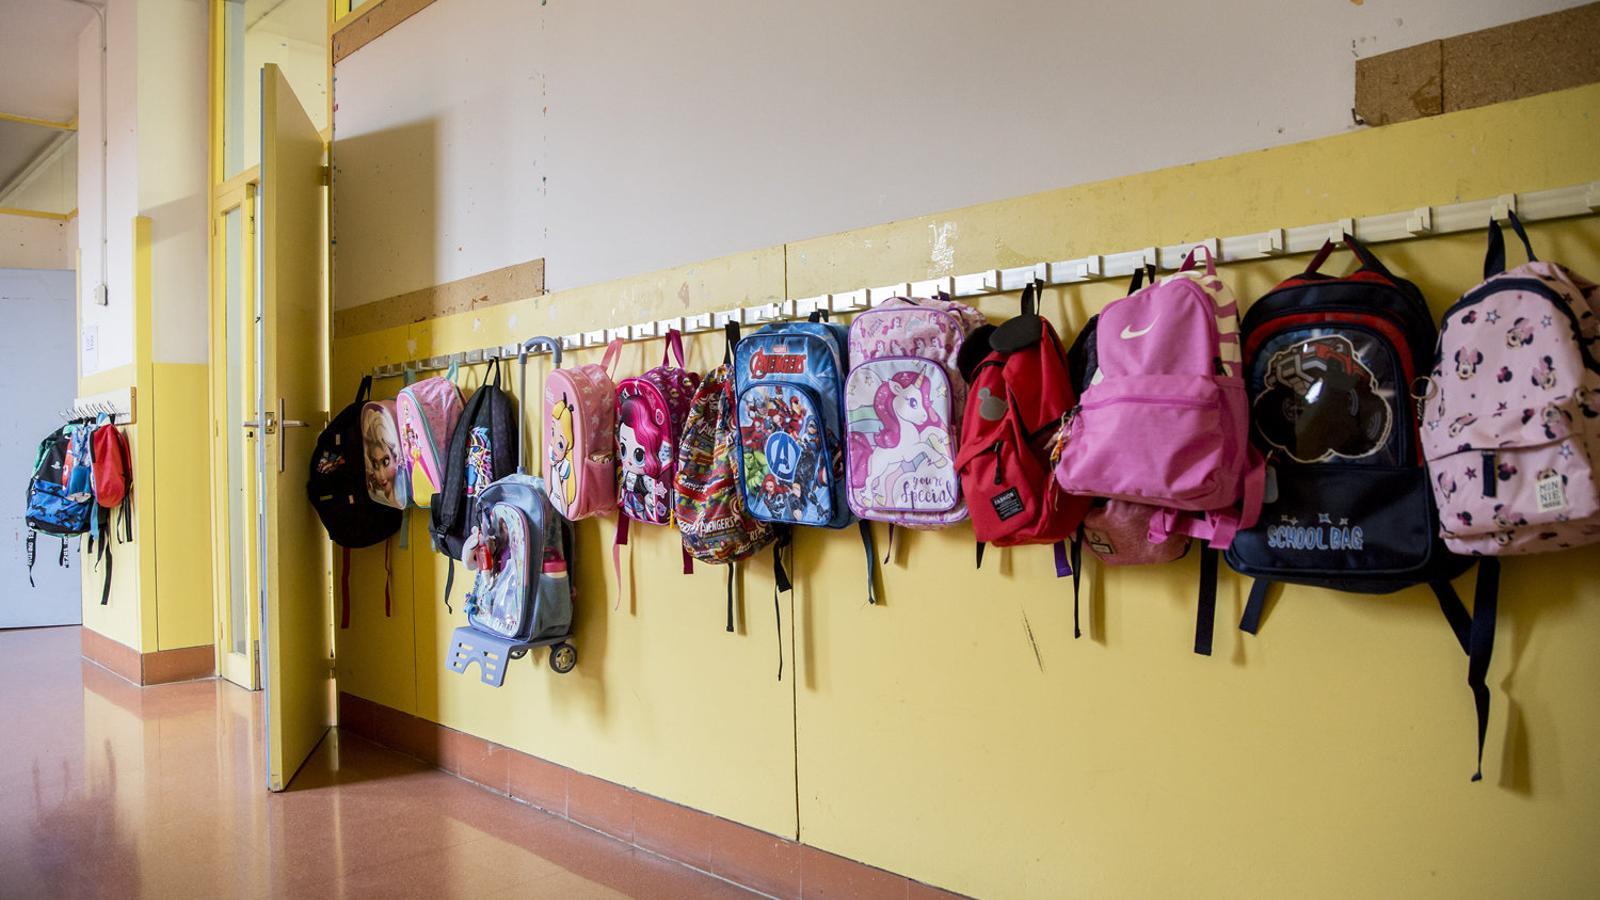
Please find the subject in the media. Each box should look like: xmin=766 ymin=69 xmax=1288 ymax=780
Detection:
xmin=541 ymin=338 xmax=623 ymax=521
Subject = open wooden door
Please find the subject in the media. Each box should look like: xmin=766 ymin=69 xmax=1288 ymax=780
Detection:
xmin=258 ymin=63 xmax=331 ymax=791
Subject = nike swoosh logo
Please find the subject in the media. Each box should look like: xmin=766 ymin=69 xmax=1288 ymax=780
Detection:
xmin=1120 ymin=319 xmax=1158 ymax=339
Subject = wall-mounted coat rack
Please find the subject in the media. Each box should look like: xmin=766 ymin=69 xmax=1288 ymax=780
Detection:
xmin=370 ymin=180 xmax=1600 ymax=379
xmin=64 ymin=386 xmax=136 ymax=425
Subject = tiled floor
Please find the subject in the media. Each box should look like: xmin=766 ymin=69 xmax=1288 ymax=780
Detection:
xmin=0 ymin=626 xmax=754 ymax=899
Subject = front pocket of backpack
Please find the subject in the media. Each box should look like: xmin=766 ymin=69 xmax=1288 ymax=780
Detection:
xmin=1428 ymin=441 xmax=1599 ymax=537
xmin=469 ymin=506 xmax=534 ymax=640
xmin=27 ymin=479 xmax=91 ymax=533
xmin=1057 ymin=375 xmax=1226 ymax=507
xmin=737 ymin=382 xmax=835 ymax=526
xmin=845 ymin=357 xmax=961 ymax=516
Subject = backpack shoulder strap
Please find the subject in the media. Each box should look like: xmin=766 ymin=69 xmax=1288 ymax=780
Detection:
xmin=1484 ymin=210 xmax=1538 ymax=279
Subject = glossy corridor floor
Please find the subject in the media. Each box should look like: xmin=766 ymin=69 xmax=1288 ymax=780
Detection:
xmin=0 ymin=627 xmax=752 ymax=899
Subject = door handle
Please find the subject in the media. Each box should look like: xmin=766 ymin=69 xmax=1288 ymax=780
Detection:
xmin=276 ymin=398 xmax=314 ymax=472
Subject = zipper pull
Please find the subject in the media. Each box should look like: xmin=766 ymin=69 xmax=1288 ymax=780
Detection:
xmin=992 ymin=441 xmax=1004 ymax=485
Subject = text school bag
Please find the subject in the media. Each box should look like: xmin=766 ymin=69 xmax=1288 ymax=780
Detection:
xmin=360 ymin=398 xmax=406 ymax=509
xmin=1423 ymin=212 xmax=1600 ymax=556
xmin=396 ymin=368 xmax=464 ymax=509
xmin=845 ymin=294 xmax=985 ymax=529
xmin=430 ymin=362 xmax=520 ymax=606
xmin=543 ymin=338 xmax=624 ymax=521
xmin=309 ymin=377 xmax=403 ymax=626
xmin=956 ymin=280 xmax=1090 ymax=559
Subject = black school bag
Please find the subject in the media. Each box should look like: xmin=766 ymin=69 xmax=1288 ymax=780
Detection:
xmin=430 ymin=360 xmax=519 ymax=607
xmin=310 ymin=377 xmax=403 ymax=625
xmin=1224 ymin=237 xmax=1497 ymax=778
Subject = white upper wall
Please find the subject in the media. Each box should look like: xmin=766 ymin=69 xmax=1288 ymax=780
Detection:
xmin=0 ymin=216 xmax=72 ymax=270
xmin=78 ymin=0 xmax=139 ymax=375
xmin=330 ymin=0 xmax=1588 ymax=310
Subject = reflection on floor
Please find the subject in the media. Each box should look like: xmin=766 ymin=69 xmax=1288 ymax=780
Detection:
xmin=0 ymin=626 xmax=752 ymax=899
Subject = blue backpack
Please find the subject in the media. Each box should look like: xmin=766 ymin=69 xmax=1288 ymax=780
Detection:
xmin=734 ymin=314 xmax=880 ymax=602
xmin=25 ymin=423 xmax=96 ymax=585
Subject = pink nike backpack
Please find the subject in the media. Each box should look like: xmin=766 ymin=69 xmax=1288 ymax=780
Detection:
xmin=1053 ymin=246 xmax=1263 ymax=651
xmin=614 ymin=329 xmax=701 ymax=577
xmin=845 ymin=294 xmax=985 ymax=530
xmin=1424 ymin=211 xmax=1600 ymax=556
xmin=396 ymin=366 xmax=464 ymax=508
xmin=542 ymin=337 xmax=624 ymax=521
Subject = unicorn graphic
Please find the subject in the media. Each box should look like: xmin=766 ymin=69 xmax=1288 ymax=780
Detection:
xmin=848 ymin=369 xmax=954 ymax=510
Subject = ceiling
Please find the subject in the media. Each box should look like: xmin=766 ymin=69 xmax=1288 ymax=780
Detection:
xmin=0 ymin=0 xmax=92 ymax=202
xmin=246 ymin=0 xmax=324 ymax=46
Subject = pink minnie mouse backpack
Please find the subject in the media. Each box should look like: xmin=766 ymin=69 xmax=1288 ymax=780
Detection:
xmin=542 ymin=337 xmax=624 ymax=521
xmin=845 ymin=294 xmax=985 ymax=531
xmin=614 ymin=329 xmax=701 ymax=578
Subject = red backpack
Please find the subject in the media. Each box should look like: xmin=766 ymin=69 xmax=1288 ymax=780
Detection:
xmin=955 ymin=281 xmax=1090 ymax=563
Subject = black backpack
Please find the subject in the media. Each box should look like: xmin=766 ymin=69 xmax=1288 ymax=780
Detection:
xmin=309 ymin=377 xmax=403 ymax=625
xmin=429 ymin=361 xmax=519 ymax=606
xmin=1224 ymin=237 xmax=1497 ymax=778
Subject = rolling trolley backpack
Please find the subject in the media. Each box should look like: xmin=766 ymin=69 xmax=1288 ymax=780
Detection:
xmin=735 ymin=312 xmax=877 ymax=601
xmin=845 ymin=294 xmax=985 ymax=533
xmin=450 ymin=337 xmax=577 ymax=684
xmin=543 ymin=338 xmax=624 ymax=521
xmin=1420 ymin=213 xmax=1600 ymax=779
xmin=613 ymin=329 xmax=701 ymax=579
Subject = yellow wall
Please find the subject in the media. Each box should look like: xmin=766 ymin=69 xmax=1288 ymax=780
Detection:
xmin=79 ymin=219 xmax=215 ymax=658
xmin=331 ymin=85 xmax=1600 ymax=897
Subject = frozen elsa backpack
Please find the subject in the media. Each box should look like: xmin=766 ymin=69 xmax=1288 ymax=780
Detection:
xmin=360 ymin=398 xmax=406 ymax=509
xmin=396 ymin=366 xmax=464 ymax=508
xmin=845 ymin=294 xmax=985 ymax=531
xmin=543 ymin=338 xmax=624 ymax=521
xmin=614 ymin=329 xmax=701 ymax=576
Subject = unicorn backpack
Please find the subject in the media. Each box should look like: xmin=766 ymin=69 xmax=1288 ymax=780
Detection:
xmin=542 ymin=338 xmax=623 ymax=521
xmin=396 ymin=367 xmax=464 ymax=508
xmin=845 ymin=294 xmax=984 ymax=529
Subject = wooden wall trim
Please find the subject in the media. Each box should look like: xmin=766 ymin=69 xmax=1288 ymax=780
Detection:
xmin=333 ymin=257 xmax=545 ymax=337
xmin=80 ymin=627 xmax=215 ymax=685
xmin=1356 ymin=2 xmax=1600 ymax=126
xmin=333 ymin=0 xmax=440 ymax=65
xmin=337 ymin=691 xmax=966 ymax=900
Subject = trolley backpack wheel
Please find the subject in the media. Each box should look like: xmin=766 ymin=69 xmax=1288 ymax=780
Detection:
xmin=549 ymin=642 xmax=577 ymax=674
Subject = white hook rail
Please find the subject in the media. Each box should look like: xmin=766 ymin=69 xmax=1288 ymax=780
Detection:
xmin=370 ymin=180 xmax=1600 ymax=379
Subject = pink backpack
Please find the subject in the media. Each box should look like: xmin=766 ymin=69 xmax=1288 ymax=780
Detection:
xmin=1423 ymin=212 xmax=1600 ymax=556
xmin=1081 ymin=500 xmax=1190 ymax=566
xmin=614 ymin=330 xmax=702 ymax=581
xmin=542 ymin=338 xmax=623 ymax=521
xmin=396 ymin=367 xmax=464 ymax=508
xmin=1053 ymin=247 xmax=1262 ymax=548
xmin=845 ymin=295 xmax=985 ymax=529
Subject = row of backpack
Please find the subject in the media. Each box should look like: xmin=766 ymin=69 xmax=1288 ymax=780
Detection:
xmin=23 ymin=415 xmax=133 ymax=606
xmin=314 ymin=212 xmax=1598 ymax=770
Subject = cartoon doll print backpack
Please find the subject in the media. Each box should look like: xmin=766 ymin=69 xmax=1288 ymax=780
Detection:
xmin=614 ymin=329 xmax=701 ymax=580
xmin=396 ymin=364 xmax=464 ymax=509
xmin=543 ymin=338 xmax=624 ymax=521
xmin=845 ymin=293 xmax=985 ymax=530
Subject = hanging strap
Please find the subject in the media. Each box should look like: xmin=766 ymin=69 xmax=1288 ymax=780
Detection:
xmin=725 ymin=564 xmax=737 ymax=633
xmin=1484 ymin=210 xmax=1538 ymax=279
xmin=1052 ymin=539 xmax=1071 ymax=578
xmin=1193 ymin=547 xmax=1219 ymax=656
xmin=662 ymin=328 xmax=686 ymax=368
xmin=771 ymin=531 xmax=792 ymax=681
xmin=340 ymin=546 xmax=352 ymax=629
xmin=1127 ymin=263 xmax=1156 ymax=294
xmin=26 ymin=530 xmax=36 ymax=588
xmin=1068 ymin=537 xmax=1083 ymax=640
xmin=1466 ymin=559 xmax=1500 ymax=782
xmin=882 ymin=524 xmax=896 ymax=566
xmin=724 ymin=321 xmax=741 ymax=365
xmin=59 ymin=538 xmax=67 ymax=569
xmin=613 ymin=515 xmax=630 ymax=610
xmin=600 ymin=338 xmax=624 ymax=377
xmin=807 ymin=308 xmax=831 ymax=323
xmin=383 ymin=538 xmax=393 ymax=617
xmin=974 ymin=541 xmax=985 ymax=569
xmin=1429 ymin=579 xmax=1473 ymax=655
xmin=1180 ymin=244 xmax=1217 ymax=276
xmin=682 ymin=546 xmax=694 ymax=576
xmin=354 ymin=374 xmax=373 ymax=405
xmin=857 ymin=520 xmax=879 ymax=605
xmin=443 ymin=559 xmax=455 ymax=614
xmin=1239 ymin=579 xmax=1273 ymax=635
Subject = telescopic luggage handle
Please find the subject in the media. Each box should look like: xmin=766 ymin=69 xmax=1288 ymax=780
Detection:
xmin=515 ymin=336 xmax=563 ymax=475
